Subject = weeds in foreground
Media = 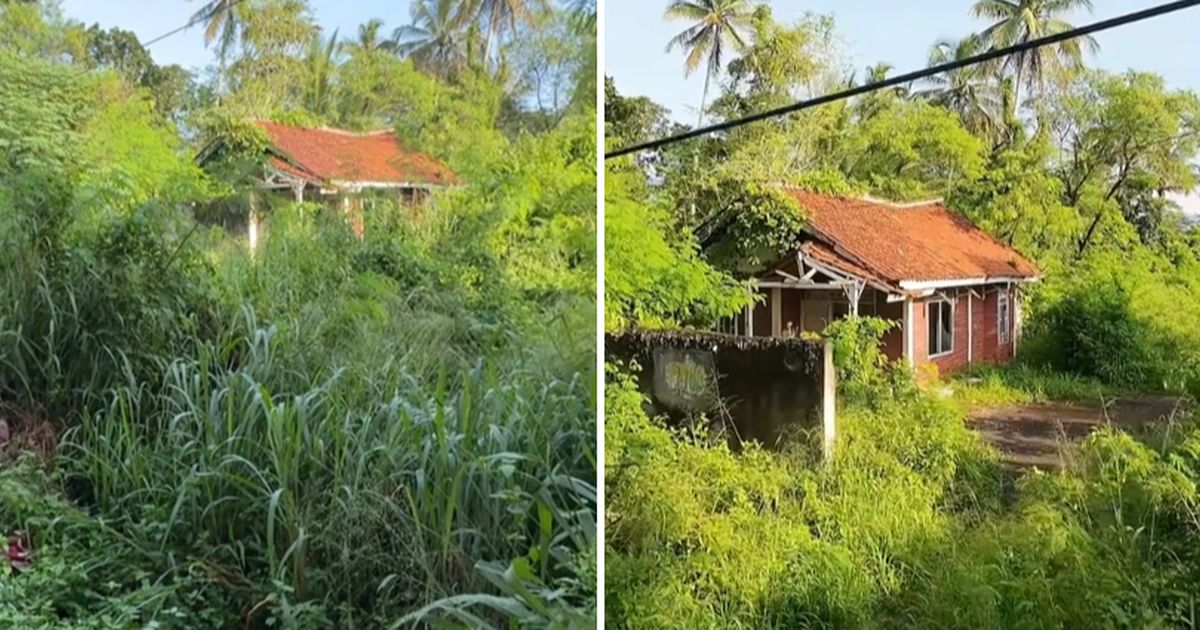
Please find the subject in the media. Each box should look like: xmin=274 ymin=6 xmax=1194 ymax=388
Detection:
xmin=0 ymin=179 xmax=596 ymax=626
xmin=605 ymin=362 xmax=1200 ymax=629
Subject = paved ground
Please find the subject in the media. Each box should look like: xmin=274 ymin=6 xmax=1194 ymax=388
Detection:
xmin=966 ymin=396 xmax=1188 ymax=469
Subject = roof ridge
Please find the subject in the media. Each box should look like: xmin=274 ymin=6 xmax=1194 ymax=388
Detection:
xmin=857 ymin=194 xmax=944 ymax=209
xmin=773 ymin=184 xmax=943 ymax=209
xmin=252 ymin=118 xmax=395 ymax=138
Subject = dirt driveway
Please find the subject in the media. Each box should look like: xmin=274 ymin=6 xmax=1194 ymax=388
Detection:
xmin=966 ymin=396 xmax=1188 ymax=469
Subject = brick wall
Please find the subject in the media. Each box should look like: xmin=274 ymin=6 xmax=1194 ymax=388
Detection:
xmin=913 ymin=292 xmax=971 ymax=374
xmin=971 ymin=285 xmax=1015 ymax=364
xmin=911 ymin=284 xmax=1016 ymax=376
xmin=749 ymin=282 xmax=1019 ymax=375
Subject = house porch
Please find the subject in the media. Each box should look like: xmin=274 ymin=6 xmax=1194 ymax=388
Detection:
xmin=725 ymin=249 xmax=1024 ymax=376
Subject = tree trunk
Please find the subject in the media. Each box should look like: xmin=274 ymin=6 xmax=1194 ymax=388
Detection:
xmin=1009 ymin=61 xmax=1024 ymax=126
xmin=483 ymin=31 xmax=493 ymax=72
xmin=1076 ymin=211 xmax=1103 ymax=259
xmin=697 ymin=69 xmax=712 ymax=127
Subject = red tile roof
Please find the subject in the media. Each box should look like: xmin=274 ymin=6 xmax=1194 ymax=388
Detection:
xmin=254 ymin=120 xmax=457 ymax=187
xmin=781 ymin=188 xmax=1040 ymax=285
xmin=799 ymin=241 xmax=896 ymax=289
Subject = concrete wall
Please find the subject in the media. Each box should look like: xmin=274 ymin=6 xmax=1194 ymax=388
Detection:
xmin=607 ymin=331 xmax=835 ymax=452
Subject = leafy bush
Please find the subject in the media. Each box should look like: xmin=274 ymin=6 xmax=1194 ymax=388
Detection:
xmin=606 ymin=362 xmax=1200 ymax=629
xmin=1026 ymin=278 xmax=1158 ymax=386
xmin=822 ymin=316 xmax=914 ymax=403
xmin=1021 ymin=252 xmax=1200 ymax=400
xmin=0 ymin=459 xmax=241 ymax=628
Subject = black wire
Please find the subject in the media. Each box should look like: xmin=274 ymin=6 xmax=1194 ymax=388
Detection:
xmin=142 ymin=0 xmax=251 ymax=48
xmin=606 ymin=0 xmax=1200 ymax=160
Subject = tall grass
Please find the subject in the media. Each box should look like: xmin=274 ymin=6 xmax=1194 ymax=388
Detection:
xmin=605 ymin=362 xmax=1200 ymax=629
xmin=63 ymin=318 xmax=592 ymax=622
xmin=0 ymin=183 xmax=596 ymax=626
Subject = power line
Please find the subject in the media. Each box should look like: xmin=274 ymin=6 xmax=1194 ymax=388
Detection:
xmin=606 ymin=0 xmax=1200 ymax=160
xmin=142 ymin=0 xmax=250 ymax=48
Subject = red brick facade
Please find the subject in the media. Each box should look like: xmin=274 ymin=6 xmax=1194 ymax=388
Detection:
xmin=747 ymin=283 xmax=1018 ymax=376
xmin=909 ymin=284 xmax=1016 ymax=375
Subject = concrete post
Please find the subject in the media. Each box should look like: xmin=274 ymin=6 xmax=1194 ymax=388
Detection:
xmin=247 ymin=192 xmax=259 ymax=255
xmin=822 ymin=339 xmax=837 ymax=461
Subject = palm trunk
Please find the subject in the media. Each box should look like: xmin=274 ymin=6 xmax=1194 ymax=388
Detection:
xmin=1010 ymin=61 xmax=1024 ymax=125
xmin=697 ymin=70 xmax=712 ymax=127
xmin=483 ymin=30 xmax=493 ymax=72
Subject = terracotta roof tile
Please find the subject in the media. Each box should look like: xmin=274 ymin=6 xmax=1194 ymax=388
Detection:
xmin=799 ymin=241 xmax=897 ymax=290
xmin=782 ymin=188 xmax=1040 ymax=285
xmin=255 ymin=120 xmax=458 ymax=187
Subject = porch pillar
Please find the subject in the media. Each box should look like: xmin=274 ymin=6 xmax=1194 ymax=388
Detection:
xmin=745 ymin=285 xmax=755 ymax=337
xmin=903 ymin=298 xmax=915 ymax=368
xmin=770 ymin=287 xmax=781 ymax=336
xmin=1013 ymin=285 xmax=1023 ymax=355
xmin=292 ymin=182 xmax=304 ymax=203
xmin=967 ymin=290 xmax=974 ymax=364
xmin=247 ymin=191 xmax=259 ymax=255
xmin=847 ymin=280 xmax=864 ymax=317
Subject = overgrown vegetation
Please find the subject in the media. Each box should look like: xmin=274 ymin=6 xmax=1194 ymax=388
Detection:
xmin=606 ymin=1 xmax=1200 ymax=626
xmin=0 ymin=0 xmax=595 ymax=627
xmin=607 ymin=369 xmax=1200 ymax=628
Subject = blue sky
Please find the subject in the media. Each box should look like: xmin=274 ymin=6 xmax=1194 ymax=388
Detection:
xmin=607 ymin=0 xmax=1200 ymax=213
xmin=61 ymin=0 xmax=416 ymax=71
xmin=607 ymin=0 xmax=1200 ymax=122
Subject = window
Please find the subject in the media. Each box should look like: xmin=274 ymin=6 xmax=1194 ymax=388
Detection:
xmin=831 ymin=292 xmax=875 ymax=320
xmin=997 ymin=292 xmax=1011 ymax=344
xmin=927 ymin=299 xmax=954 ymax=357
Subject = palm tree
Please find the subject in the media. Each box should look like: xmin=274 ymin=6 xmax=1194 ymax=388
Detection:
xmin=341 ymin=18 xmax=395 ymax=56
xmin=302 ymin=28 xmax=341 ymax=118
xmin=189 ymin=0 xmax=249 ymax=62
xmin=462 ymin=0 xmax=550 ymax=64
xmin=664 ymin=0 xmax=756 ymax=126
xmin=916 ymin=35 xmax=1003 ymax=139
xmin=394 ymin=0 xmax=470 ymax=77
xmin=970 ymin=0 xmax=1098 ymax=114
xmin=567 ymin=0 xmax=597 ymax=33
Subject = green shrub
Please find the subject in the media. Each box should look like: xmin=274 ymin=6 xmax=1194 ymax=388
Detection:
xmin=822 ymin=316 xmax=914 ymax=403
xmin=606 ymin=359 xmax=1200 ymax=628
xmin=0 ymin=459 xmax=241 ymax=628
xmin=1026 ymin=279 xmax=1159 ymax=386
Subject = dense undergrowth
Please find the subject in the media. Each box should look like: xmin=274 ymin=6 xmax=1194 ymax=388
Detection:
xmin=605 ymin=360 xmax=1200 ymax=629
xmin=0 ymin=184 xmax=597 ymax=627
xmin=0 ymin=14 xmax=597 ymax=626
xmin=605 ymin=303 xmax=1200 ymax=628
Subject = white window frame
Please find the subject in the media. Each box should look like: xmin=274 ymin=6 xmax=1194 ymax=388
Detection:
xmin=997 ymin=291 xmax=1011 ymax=345
xmin=927 ymin=299 xmax=955 ymax=358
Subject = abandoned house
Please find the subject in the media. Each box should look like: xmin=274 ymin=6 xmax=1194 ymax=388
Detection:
xmin=198 ymin=120 xmax=458 ymax=248
xmin=725 ymin=189 xmax=1041 ymax=376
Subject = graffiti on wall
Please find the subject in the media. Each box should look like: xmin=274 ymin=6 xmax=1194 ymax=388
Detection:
xmin=652 ymin=347 xmax=718 ymax=412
